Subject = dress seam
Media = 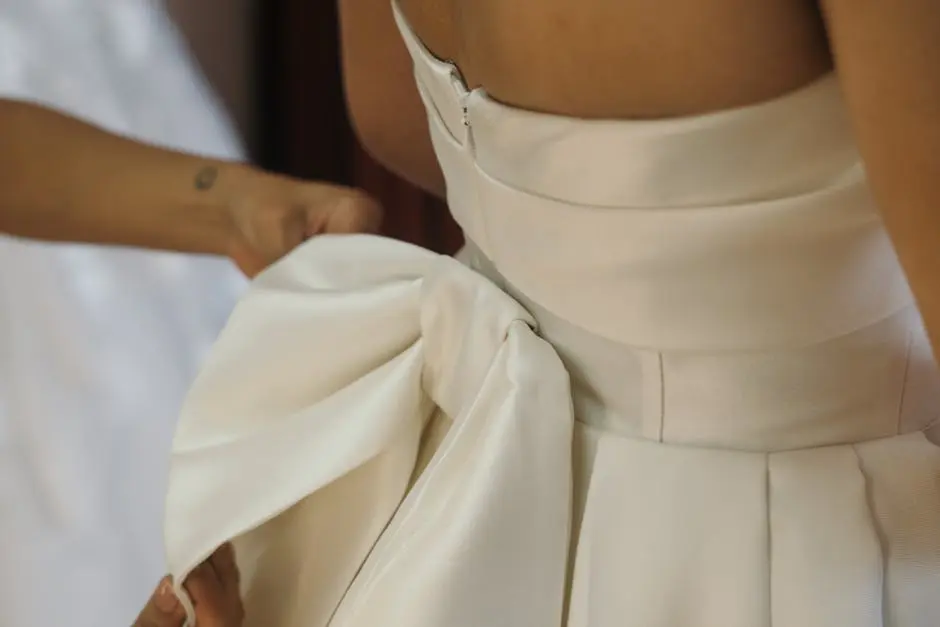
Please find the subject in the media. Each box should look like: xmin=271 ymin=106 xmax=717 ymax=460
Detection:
xmin=894 ymin=329 xmax=914 ymax=436
xmin=765 ymin=453 xmax=773 ymax=627
xmin=851 ymin=443 xmax=890 ymax=625
xmin=657 ymin=352 xmax=665 ymax=443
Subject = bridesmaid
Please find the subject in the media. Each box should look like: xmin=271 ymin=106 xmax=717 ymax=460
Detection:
xmin=0 ymin=99 xmax=381 ymax=273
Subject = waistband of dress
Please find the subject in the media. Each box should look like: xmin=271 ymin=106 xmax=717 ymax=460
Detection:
xmin=461 ymin=241 xmax=940 ymax=451
xmin=443 ymin=164 xmax=913 ymax=353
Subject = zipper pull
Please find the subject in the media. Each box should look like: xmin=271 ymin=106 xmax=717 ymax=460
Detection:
xmin=448 ymin=68 xmax=472 ymax=129
xmin=459 ymin=94 xmax=474 ymax=151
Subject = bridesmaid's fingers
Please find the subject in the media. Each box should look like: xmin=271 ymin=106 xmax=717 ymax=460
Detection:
xmin=184 ymin=546 xmax=245 ymax=626
xmin=184 ymin=561 xmax=225 ymax=611
xmin=133 ymin=576 xmax=186 ymax=627
xmin=209 ymin=543 xmax=241 ymax=594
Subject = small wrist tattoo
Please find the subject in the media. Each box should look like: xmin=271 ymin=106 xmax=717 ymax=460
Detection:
xmin=194 ymin=166 xmax=219 ymax=191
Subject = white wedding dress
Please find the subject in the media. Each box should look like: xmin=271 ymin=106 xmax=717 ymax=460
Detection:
xmin=165 ymin=4 xmax=940 ymax=626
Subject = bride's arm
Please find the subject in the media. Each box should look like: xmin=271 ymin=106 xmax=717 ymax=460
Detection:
xmin=338 ymin=0 xmax=446 ymax=198
xmin=821 ymin=0 xmax=940 ymax=355
xmin=823 ymin=0 xmax=940 ymax=352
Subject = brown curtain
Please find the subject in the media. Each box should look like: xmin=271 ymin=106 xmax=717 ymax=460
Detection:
xmin=254 ymin=0 xmax=462 ymax=255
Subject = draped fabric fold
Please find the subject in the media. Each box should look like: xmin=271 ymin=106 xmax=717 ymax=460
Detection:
xmin=164 ymin=235 xmax=574 ymax=627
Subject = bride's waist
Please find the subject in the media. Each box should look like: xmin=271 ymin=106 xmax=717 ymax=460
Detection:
xmin=452 ymin=171 xmax=912 ymax=352
xmin=461 ymin=243 xmax=940 ymax=452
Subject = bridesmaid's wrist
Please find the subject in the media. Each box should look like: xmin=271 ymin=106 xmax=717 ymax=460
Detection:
xmin=183 ymin=160 xmax=242 ymax=258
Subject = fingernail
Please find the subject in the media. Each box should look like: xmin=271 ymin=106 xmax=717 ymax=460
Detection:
xmin=155 ymin=579 xmax=179 ymax=613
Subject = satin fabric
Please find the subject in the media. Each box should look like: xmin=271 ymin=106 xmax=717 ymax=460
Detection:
xmin=166 ymin=236 xmax=573 ymax=626
xmin=165 ymin=2 xmax=940 ymax=625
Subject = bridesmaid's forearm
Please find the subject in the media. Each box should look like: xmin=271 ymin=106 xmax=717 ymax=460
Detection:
xmin=0 ymin=98 xmax=238 ymax=255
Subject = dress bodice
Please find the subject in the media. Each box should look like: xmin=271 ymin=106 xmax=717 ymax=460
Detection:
xmin=392 ymin=3 xmax=940 ymax=450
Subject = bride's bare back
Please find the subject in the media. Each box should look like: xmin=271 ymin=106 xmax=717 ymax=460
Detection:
xmin=395 ymin=0 xmax=831 ymax=119
xmin=340 ymin=0 xmax=835 ymax=193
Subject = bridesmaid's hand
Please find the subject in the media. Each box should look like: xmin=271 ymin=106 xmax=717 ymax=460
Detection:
xmin=134 ymin=544 xmax=244 ymax=627
xmin=223 ymin=165 xmax=383 ymax=277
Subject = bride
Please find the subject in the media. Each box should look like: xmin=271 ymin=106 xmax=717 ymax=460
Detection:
xmin=146 ymin=0 xmax=940 ymax=625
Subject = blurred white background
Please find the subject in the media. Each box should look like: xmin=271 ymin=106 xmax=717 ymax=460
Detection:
xmin=0 ymin=0 xmax=255 ymax=624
